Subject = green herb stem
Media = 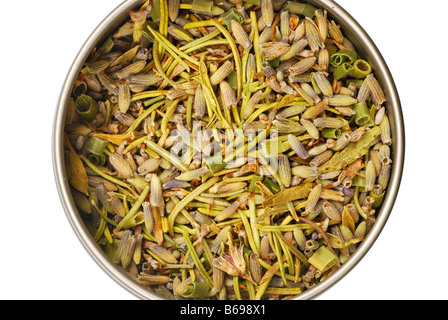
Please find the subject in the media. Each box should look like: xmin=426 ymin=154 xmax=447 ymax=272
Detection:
xmin=211 ymin=20 xmax=243 ymax=100
xmin=250 ymin=11 xmax=263 ymax=85
xmin=152 ymin=39 xmax=177 ymax=88
xmin=334 ymin=62 xmax=354 ymax=80
xmin=370 ymin=191 xmax=385 ymax=209
xmin=222 ymin=8 xmax=243 ymax=30
xmin=353 ymin=102 xmax=371 ymax=126
xmin=330 ymin=50 xmax=358 ymax=67
xmin=147 ymin=25 xmax=194 ymax=70
xmin=182 ymin=281 xmax=210 ymax=299
xmin=75 ymin=94 xmax=98 ymax=120
xmin=80 ymin=155 xmax=133 ymax=190
xmin=321 ymin=128 xmax=342 ymax=139
xmin=86 ymin=136 xmax=109 ymax=156
xmin=233 ymin=276 xmax=242 ymax=300
xmin=168 ymin=176 xmax=221 ymax=235
xmin=175 ymin=227 xmax=214 ymax=288
xmin=115 ymin=185 xmax=150 ymax=231
xmin=180 ymin=29 xmax=221 ymax=51
xmin=284 ymin=2 xmax=317 ymax=17
xmin=126 ymin=100 xmax=165 ymax=133
xmin=182 ymin=39 xmax=229 ymax=55
xmin=352 ymin=59 xmax=372 ymax=79
xmin=145 ymin=139 xmax=189 ymax=172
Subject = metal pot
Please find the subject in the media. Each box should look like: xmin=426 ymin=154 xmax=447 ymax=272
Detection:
xmin=52 ymin=0 xmax=405 ymax=300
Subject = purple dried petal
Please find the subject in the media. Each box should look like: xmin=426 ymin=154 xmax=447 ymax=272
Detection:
xmin=162 ymin=179 xmax=191 ymax=190
xmin=343 ymin=187 xmax=354 ymax=197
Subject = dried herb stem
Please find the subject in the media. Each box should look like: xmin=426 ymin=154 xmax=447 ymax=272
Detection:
xmin=152 ymin=39 xmax=177 ymax=88
xmin=126 ymin=99 xmax=165 ymax=133
xmin=175 ymin=227 xmax=214 ymax=288
xmin=80 ymin=155 xmax=133 ymax=190
xmin=210 ymin=19 xmax=243 ymax=100
xmin=168 ymin=176 xmax=221 ymax=235
xmin=145 ymin=139 xmax=189 ymax=172
xmin=115 ymin=185 xmax=150 ymax=232
xmin=274 ymin=231 xmax=309 ymax=267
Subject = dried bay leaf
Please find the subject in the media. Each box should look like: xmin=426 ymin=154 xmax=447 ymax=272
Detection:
xmin=318 ymin=126 xmax=381 ymax=174
xmin=262 ymin=182 xmax=314 ymax=207
xmin=64 ymin=133 xmax=89 ymax=196
xmin=90 ymin=132 xmax=135 ymax=146
xmin=110 ymin=45 xmax=140 ymax=67
xmin=341 ymin=206 xmax=355 ymax=234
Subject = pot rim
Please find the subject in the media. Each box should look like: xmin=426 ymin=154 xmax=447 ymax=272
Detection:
xmin=52 ymin=0 xmax=405 ymax=300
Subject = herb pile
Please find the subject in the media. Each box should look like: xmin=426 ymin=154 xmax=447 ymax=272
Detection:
xmin=64 ymin=0 xmax=393 ymax=300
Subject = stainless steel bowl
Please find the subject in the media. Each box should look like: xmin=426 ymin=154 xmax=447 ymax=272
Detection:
xmin=52 ymin=0 xmax=405 ymax=300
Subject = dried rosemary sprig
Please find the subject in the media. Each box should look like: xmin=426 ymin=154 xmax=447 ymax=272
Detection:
xmin=65 ymin=0 xmax=393 ymax=301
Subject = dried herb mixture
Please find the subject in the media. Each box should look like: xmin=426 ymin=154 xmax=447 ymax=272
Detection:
xmin=64 ymin=0 xmax=393 ymax=300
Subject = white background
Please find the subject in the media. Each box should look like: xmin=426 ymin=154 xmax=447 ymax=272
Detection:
xmin=0 ymin=0 xmax=445 ymax=300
